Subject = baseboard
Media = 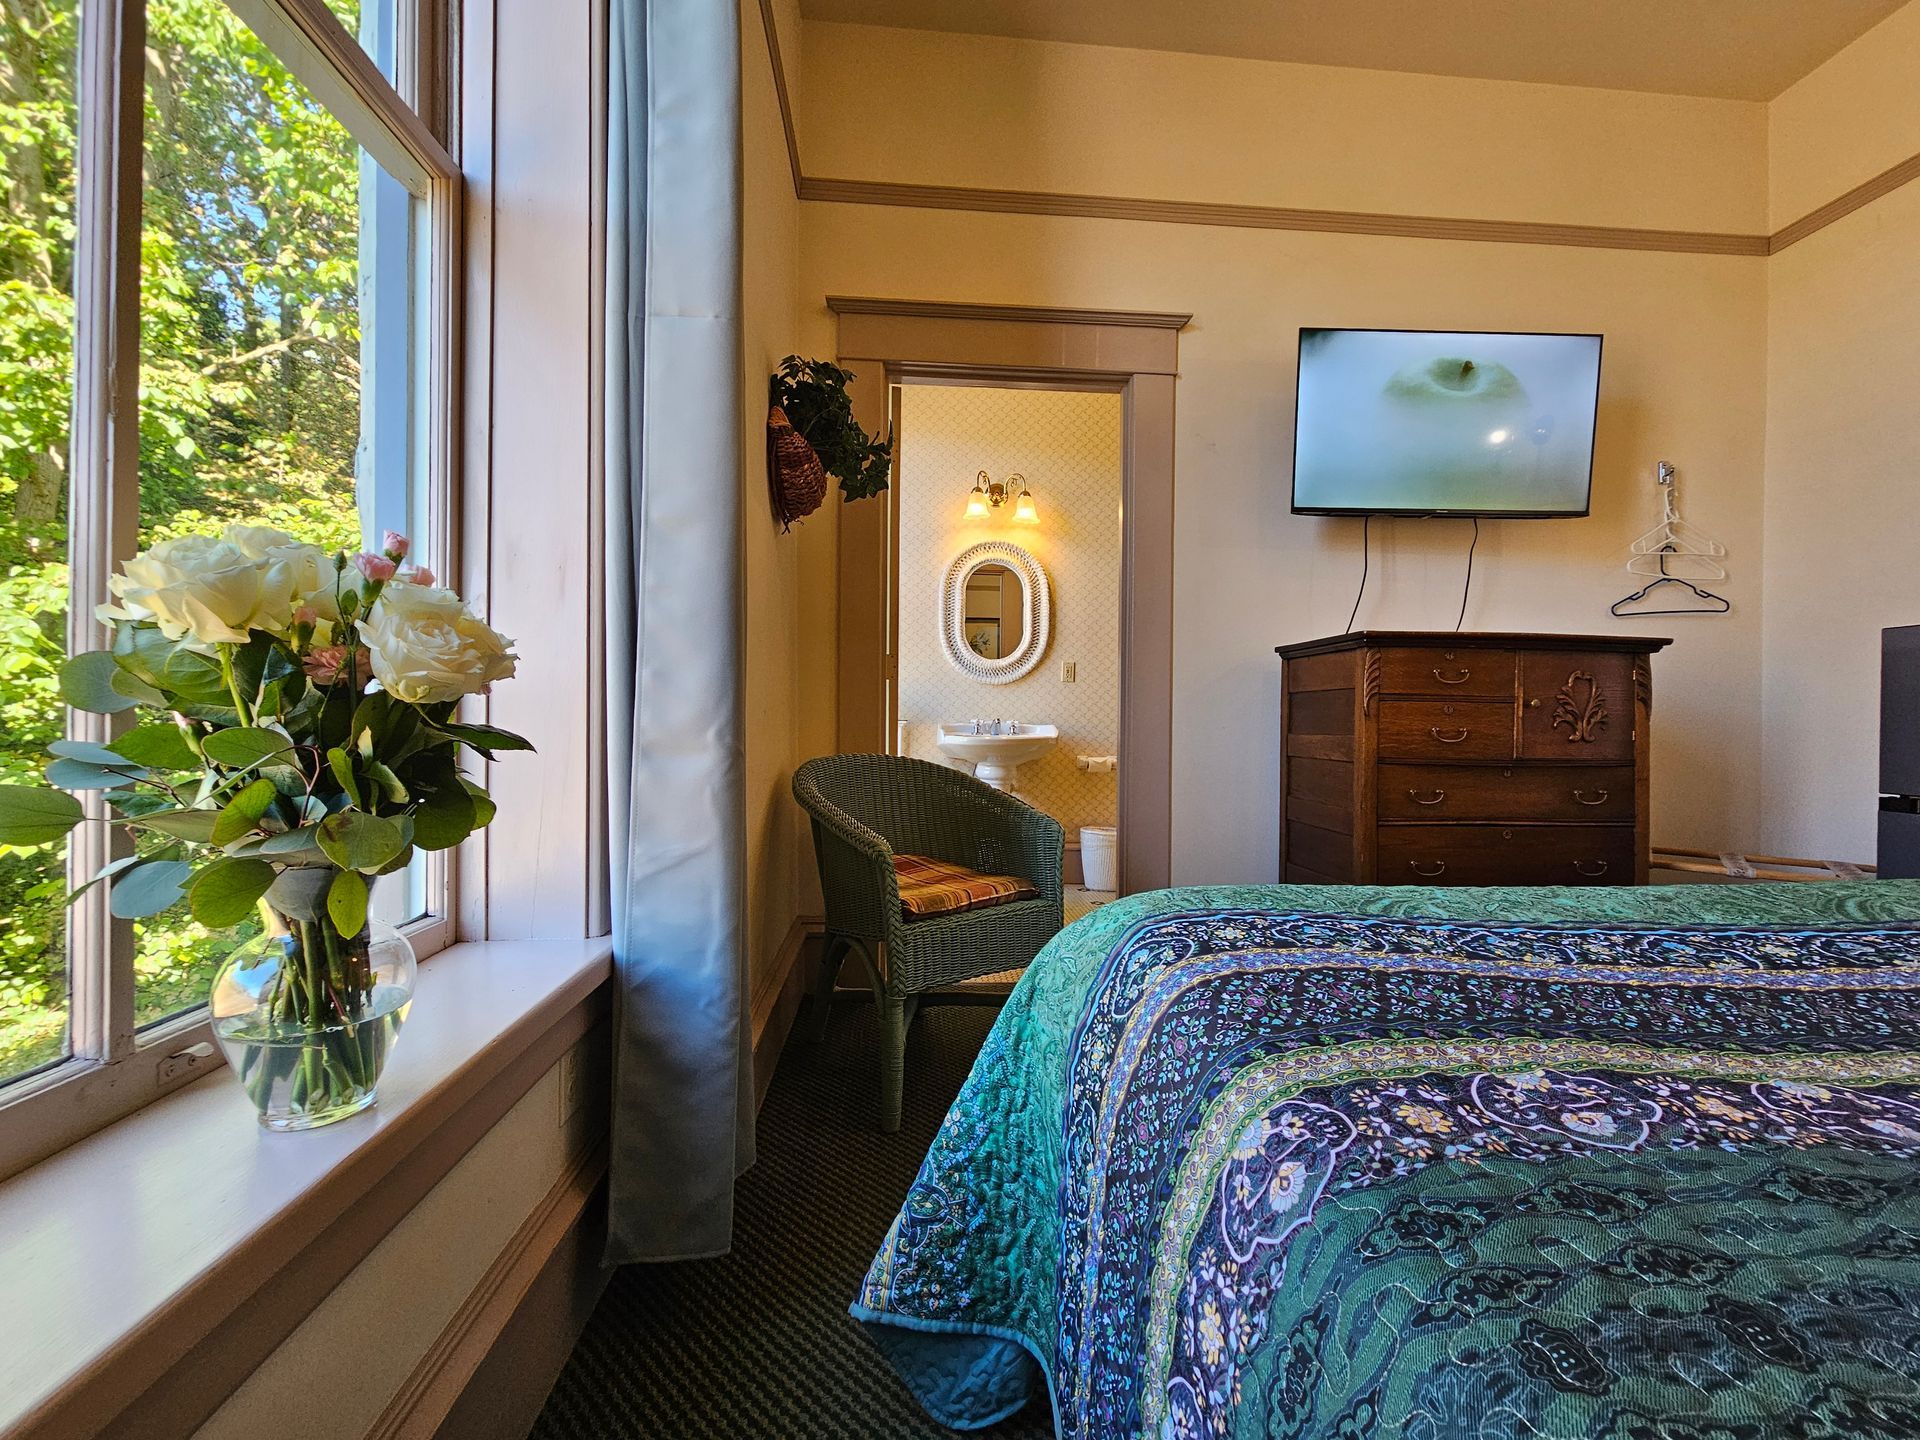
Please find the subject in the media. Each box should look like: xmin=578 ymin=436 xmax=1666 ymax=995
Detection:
xmin=751 ymin=913 xmax=825 ymax=1108
xmin=362 ymin=1141 xmax=610 ymax=1440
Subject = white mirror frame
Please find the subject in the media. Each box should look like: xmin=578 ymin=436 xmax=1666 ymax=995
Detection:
xmin=941 ymin=540 xmax=1050 ymax=684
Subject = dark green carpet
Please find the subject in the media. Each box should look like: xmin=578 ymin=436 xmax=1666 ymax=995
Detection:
xmin=530 ymin=1000 xmax=1055 ymax=1439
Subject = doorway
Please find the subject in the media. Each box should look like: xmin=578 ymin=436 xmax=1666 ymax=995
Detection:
xmin=829 ymin=297 xmax=1186 ymax=895
xmin=888 ymin=379 xmax=1125 ymax=919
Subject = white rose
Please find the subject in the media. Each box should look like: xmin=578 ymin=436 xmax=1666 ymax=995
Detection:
xmin=223 ymin=526 xmax=342 ymax=635
xmin=222 ymin=524 xmax=302 ymax=560
xmin=357 ymin=583 xmax=518 ymax=704
xmin=98 ymin=534 xmax=299 ymax=647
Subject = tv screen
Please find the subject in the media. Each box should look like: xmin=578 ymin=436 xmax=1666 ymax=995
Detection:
xmin=1292 ymin=328 xmax=1602 ymax=517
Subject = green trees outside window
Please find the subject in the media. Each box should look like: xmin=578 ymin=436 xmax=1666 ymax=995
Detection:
xmin=0 ymin=0 xmax=376 ymax=1079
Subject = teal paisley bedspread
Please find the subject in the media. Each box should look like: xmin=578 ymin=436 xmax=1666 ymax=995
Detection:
xmin=852 ymin=881 xmax=1920 ymax=1439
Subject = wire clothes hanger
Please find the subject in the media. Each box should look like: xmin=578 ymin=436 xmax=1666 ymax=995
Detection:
xmin=1611 ymin=542 xmax=1731 ymax=615
xmin=1627 ymin=460 xmax=1726 ymax=580
xmin=1611 ymin=460 xmax=1732 ymax=616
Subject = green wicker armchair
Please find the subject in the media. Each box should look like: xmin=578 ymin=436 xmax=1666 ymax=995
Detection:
xmin=793 ymin=754 xmax=1065 ymax=1131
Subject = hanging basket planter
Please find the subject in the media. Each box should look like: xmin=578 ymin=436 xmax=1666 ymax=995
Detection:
xmin=767 ymin=404 xmax=828 ymax=530
xmin=766 ymin=357 xmax=892 ymax=532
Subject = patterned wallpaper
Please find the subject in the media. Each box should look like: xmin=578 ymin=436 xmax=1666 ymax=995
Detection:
xmin=896 ymin=385 xmax=1122 ymax=835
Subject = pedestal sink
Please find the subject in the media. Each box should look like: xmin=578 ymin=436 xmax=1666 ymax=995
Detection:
xmin=936 ymin=723 xmax=1058 ymax=794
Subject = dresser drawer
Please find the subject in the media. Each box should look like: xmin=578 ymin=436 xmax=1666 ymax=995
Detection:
xmin=1378 ymin=764 xmax=1636 ymax=821
xmin=1376 ymin=701 xmax=1514 ymax=761
xmin=1376 ymin=647 xmax=1516 ymax=699
xmin=1378 ymin=825 xmax=1635 ymax=886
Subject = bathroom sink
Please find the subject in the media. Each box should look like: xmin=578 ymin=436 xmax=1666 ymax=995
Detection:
xmin=936 ymin=723 xmax=1058 ymax=792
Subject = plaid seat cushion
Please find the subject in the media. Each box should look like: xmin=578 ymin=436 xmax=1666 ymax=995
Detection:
xmin=893 ymin=853 xmax=1039 ymax=921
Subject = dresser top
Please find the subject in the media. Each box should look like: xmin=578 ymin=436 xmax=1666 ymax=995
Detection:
xmin=1274 ymin=630 xmax=1674 ymax=660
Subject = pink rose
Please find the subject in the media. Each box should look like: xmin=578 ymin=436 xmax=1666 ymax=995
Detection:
xmin=353 ymin=552 xmax=398 ymax=582
xmin=401 ymin=566 xmax=436 ymax=586
xmin=304 ymin=644 xmax=372 ymax=685
xmin=382 ymin=531 xmax=411 ymax=560
xmin=293 ymin=604 xmax=319 ymax=627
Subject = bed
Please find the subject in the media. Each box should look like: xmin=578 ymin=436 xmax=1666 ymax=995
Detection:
xmin=853 ymin=881 xmax=1920 ymax=1439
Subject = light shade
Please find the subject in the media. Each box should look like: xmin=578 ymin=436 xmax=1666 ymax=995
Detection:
xmin=1013 ymin=492 xmax=1039 ymax=524
xmin=965 ymin=490 xmax=991 ymax=519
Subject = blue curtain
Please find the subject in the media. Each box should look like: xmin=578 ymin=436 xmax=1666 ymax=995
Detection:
xmin=604 ymin=0 xmax=751 ymax=1263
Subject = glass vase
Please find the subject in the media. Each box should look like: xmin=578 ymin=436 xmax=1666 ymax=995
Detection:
xmin=209 ymin=867 xmax=417 ymax=1131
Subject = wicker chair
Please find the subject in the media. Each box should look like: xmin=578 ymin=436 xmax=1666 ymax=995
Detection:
xmin=793 ymin=754 xmax=1065 ymax=1131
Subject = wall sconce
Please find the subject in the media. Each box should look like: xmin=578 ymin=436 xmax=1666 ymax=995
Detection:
xmin=963 ymin=470 xmax=1040 ymax=524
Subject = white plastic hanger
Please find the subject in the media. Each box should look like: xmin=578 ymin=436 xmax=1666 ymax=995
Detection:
xmin=1627 ymin=461 xmax=1727 ymax=580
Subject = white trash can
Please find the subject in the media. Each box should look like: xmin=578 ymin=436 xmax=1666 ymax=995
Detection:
xmin=1080 ymin=825 xmax=1119 ymax=892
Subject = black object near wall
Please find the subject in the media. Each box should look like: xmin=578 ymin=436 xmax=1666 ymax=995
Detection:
xmin=1880 ymin=624 xmax=1920 ymax=880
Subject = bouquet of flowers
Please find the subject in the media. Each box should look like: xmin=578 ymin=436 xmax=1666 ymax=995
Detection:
xmin=0 ymin=525 xmax=528 ymax=1127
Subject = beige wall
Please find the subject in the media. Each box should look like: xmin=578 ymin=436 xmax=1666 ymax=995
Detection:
xmin=1760 ymin=3 xmax=1920 ymax=859
xmin=801 ymin=22 xmax=1769 ymax=234
xmin=795 ymin=23 xmax=1772 ymax=884
xmin=895 ymin=385 xmax=1123 ymax=833
xmin=1768 ymin=0 xmax=1920 ymax=228
xmin=193 ymin=1046 xmax=597 ymax=1440
xmin=742 ymin=0 xmax=823 ymax=994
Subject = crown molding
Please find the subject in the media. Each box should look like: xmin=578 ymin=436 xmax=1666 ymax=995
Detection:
xmin=754 ymin=0 xmax=802 ymax=195
xmin=1770 ymin=149 xmax=1920 ymax=253
xmin=757 ymin=2 xmax=1918 ymax=258
xmin=826 ymin=295 xmax=1192 ymax=329
xmin=801 ymin=176 xmax=1767 ymax=256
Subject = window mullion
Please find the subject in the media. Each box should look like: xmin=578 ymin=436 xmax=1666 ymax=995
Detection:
xmin=66 ymin=0 xmax=148 ymax=1065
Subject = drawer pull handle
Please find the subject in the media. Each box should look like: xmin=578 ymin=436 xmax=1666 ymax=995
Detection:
xmin=1407 ymin=789 xmax=1447 ymax=806
xmin=1573 ymin=788 xmax=1610 ymax=806
xmin=1429 ymin=727 xmax=1471 ymax=744
xmin=1409 ymin=860 xmax=1448 ymax=877
xmin=1572 ymin=859 xmax=1610 ymax=877
xmin=1432 ymin=667 xmax=1472 ymax=685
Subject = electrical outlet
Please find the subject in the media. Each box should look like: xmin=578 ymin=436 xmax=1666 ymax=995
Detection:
xmin=559 ymin=1044 xmax=588 ymax=1124
xmin=1061 ymin=660 xmax=1077 ymax=683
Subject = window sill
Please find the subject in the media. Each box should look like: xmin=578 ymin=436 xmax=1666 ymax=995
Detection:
xmin=0 ymin=935 xmax=613 ymax=1440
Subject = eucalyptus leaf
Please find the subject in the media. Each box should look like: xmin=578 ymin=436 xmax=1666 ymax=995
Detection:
xmin=317 ymin=811 xmax=406 ymax=873
xmin=189 ymin=858 xmax=277 ymax=928
xmin=327 ymin=747 xmax=361 ymax=808
xmin=410 ymin=783 xmax=475 ymax=851
xmin=327 ymin=868 xmax=369 ymax=937
xmin=228 ymin=826 xmax=326 ymax=857
xmin=65 ymin=853 xmax=145 ymax=904
xmin=159 ymin=646 xmax=231 ymax=704
xmin=107 ymin=724 xmax=200 ymax=770
xmin=460 ymin=778 xmax=497 ymax=830
xmin=108 ymin=859 xmax=193 ymax=918
xmin=49 ymin=739 xmax=135 ymax=766
xmin=59 ymin=651 xmax=141 ymax=714
xmin=433 ymin=721 xmax=535 ymax=754
xmin=109 ymin=668 xmax=169 ymax=707
xmin=133 ymin=807 xmax=223 ymax=842
xmin=201 ymin=726 xmax=294 ymax=769
xmin=365 ymin=760 xmax=409 ymax=805
xmin=211 ymin=777 xmax=278 ymax=846
xmin=45 ymin=757 xmax=148 ymax=790
xmin=0 ymin=786 xmax=86 ymax=845
xmin=375 ymin=842 xmax=415 ymax=876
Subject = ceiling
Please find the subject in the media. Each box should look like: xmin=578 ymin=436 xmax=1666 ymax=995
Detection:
xmin=796 ymin=0 xmax=1908 ymax=101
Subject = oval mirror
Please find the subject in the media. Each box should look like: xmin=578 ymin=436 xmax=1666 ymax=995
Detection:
xmin=941 ymin=541 xmax=1049 ymax=683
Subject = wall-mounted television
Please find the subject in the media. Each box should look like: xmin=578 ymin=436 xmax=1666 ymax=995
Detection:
xmin=1292 ymin=327 xmax=1603 ymax=517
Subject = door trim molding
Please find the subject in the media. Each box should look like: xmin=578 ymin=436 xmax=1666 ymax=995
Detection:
xmin=833 ymin=299 xmax=1178 ymax=895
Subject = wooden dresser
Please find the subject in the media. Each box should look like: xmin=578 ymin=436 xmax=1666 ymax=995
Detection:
xmin=1275 ymin=631 xmax=1672 ymax=887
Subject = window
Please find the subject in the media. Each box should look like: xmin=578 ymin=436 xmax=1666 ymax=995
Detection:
xmin=0 ymin=0 xmax=459 ymax=1176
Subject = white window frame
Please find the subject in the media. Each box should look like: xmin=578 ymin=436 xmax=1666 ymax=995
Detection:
xmin=0 ymin=0 xmax=464 ymax=1181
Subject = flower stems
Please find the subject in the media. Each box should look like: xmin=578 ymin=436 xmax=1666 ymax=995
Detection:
xmin=232 ymin=904 xmax=384 ymax=1124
